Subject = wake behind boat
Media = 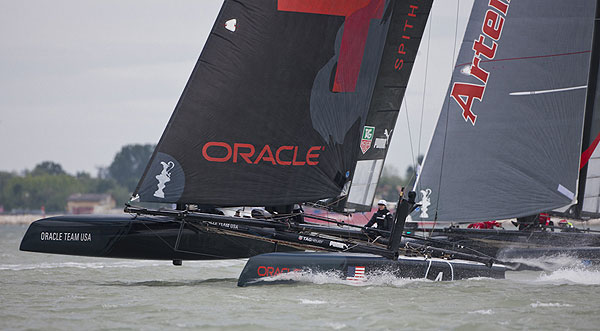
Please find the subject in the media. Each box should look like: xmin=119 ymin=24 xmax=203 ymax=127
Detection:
xmin=421 ymin=217 xmax=600 ymax=264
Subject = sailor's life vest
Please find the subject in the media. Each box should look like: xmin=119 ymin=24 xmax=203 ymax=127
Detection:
xmin=467 ymin=221 xmax=501 ymax=229
xmin=559 ymin=219 xmax=574 ymax=228
xmin=538 ymin=213 xmax=551 ymax=226
xmin=365 ymin=208 xmax=393 ymax=231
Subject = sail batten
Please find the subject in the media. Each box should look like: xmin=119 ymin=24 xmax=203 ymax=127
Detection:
xmin=509 ymin=85 xmax=587 ymax=96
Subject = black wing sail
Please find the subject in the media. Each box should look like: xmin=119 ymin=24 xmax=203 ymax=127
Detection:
xmin=340 ymin=0 xmax=433 ymax=212
xmin=414 ymin=0 xmax=597 ymax=222
xmin=569 ymin=0 xmax=600 ymax=219
xmin=133 ymin=0 xmax=432 ymax=207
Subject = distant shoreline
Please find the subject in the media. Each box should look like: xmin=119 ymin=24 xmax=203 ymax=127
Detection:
xmin=0 ymin=214 xmax=49 ymax=225
xmin=0 ymin=210 xmax=123 ymax=225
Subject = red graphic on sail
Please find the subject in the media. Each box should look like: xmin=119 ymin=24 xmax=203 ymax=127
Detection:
xmin=278 ymin=0 xmax=385 ymax=92
xmin=581 ymin=132 xmax=600 ymax=169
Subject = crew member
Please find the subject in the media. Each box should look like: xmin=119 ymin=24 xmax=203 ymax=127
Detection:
xmin=558 ymin=219 xmax=575 ymax=231
xmin=365 ymin=200 xmax=394 ymax=231
xmin=467 ymin=220 xmax=502 ymax=229
xmin=291 ymin=203 xmax=305 ymax=223
xmin=513 ymin=213 xmax=553 ymax=231
xmin=513 ymin=214 xmax=537 ymax=230
xmin=538 ymin=213 xmax=553 ymax=227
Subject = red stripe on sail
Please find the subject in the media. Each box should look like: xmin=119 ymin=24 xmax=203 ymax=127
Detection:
xmin=581 ymin=131 xmax=600 ymax=169
xmin=278 ymin=0 xmax=384 ymax=92
xmin=277 ymin=0 xmax=372 ymax=16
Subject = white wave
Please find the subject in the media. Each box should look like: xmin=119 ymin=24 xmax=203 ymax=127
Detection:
xmin=464 ymin=276 xmax=496 ymax=281
xmin=468 ymin=309 xmax=494 ymax=315
xmin=530 ymin=301 xmax=573 ymax=308
xmin=325 ymin=322 xmax=347 ymax=330
xmin=256 ymin=269 xmax=346 ymax=285
xmin=230 ymin=294 xmax=250 ymax=300
xmin=0 ymin=259 xmax=247 ymax=271
xmin=537 ymin=268 xmax=600 ymax=285
xmin=101 ymin=303 xmax=121 ymax=309
xmin=0 ymin=260 xmax=162 ymax=271
xmin=502 ymin=254 xmax=593 ymax=271
xmin=255 ymin=269 xmax=429 ymax=287
xmin=185 ymin=259 xmax=247 ymax=268
xmin=299 ymin=299 xmax=327 ymax=305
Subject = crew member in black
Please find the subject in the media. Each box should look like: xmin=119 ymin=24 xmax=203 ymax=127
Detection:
xmin=364 ymin=200 xmax=394 ymax=231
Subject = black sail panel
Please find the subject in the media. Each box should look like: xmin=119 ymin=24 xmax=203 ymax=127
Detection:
xmin=574 ymin=0 xmax=600 ymax=218
xmin=342 ymin=0 xmax=433 ymax=212
xmin=134 ymin=0 xmax=428 ymax=206
xmin=414 ymin=0 xmax=597 ymax=222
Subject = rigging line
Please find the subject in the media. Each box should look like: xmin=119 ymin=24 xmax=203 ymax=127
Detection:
xmin=431 ymin=0 xmax=461 ymax=238
xmin=454 ymin=50 xmax=591 ymax=68
xmin=319 ymin=195 xmax=347 ymax=208
xmin=418 ymin=5 xmax=434 ymax=158
xmin=405 ymin=171 xmax=416 ymax=189
xmin=404 ymin=99 xmax=417 ymax=174
xmin=270 ymin=212 xmax=303 ymax=220
xmin=185 ymin=222 xmax=261 ymax=256
xmin=183 ymin=219 xmax=277 ymax=258
xmin=207 ymin=225 xmax=277 ymax=257
xmin=305 ymin=197 xmax=343 ymax=210
xmin=140 ymin=222 xmax=228 ymax=259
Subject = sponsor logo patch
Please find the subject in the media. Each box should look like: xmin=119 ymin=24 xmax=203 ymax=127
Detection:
xmin=360 ymin=126 xmax=375 ymax=154
xmin=257 ymin=265 xmax=301 ymax=277
xmin=154 ymin=161 xmax=174 ymax=199
xmin=202 ymin=142 xmax=324 ymax=166
xmin=450 ymin=0 xmax=510 ymax=125
xmin=418 ymin=188 xmax=432 ymax=218
xmin=225 ymin=19 xmax=237 ymax=32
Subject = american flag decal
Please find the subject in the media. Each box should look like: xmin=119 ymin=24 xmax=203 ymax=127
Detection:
xmin=346 ymin=266 xmax=366 ymax=281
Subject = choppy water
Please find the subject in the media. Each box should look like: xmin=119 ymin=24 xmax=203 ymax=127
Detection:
xmin=2 ymin=225 xmax=600 ymax=330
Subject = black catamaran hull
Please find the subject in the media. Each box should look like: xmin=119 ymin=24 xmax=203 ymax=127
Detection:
xmin=237 ymin=252 xmax=506 ymax=286
xmin=432 ymin=228 xmax=600 ymax=261
xmin=20 ymin=215 xmax=298 ymax=260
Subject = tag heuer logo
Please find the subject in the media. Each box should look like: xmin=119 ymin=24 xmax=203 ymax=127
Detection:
xmin=362 ymin=126 xmax=375 ymax=140
xmin=360 ymin=126 xmax=375 ymax=154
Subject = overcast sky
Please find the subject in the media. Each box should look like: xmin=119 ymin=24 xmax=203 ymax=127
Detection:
xmin=0 ymin=0 xmax=474 ymax=176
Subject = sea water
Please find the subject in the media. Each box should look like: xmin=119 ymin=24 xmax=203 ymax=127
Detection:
xmin=2 ymin=224 xmax=600 ymax=330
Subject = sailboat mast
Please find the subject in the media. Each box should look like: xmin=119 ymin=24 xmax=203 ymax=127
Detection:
xmin=573 ymin=0 xmax=600 ymax=219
